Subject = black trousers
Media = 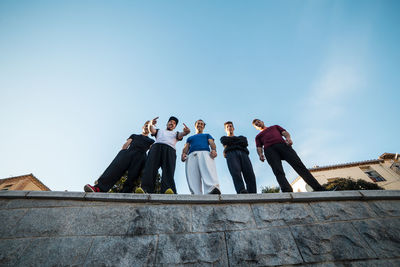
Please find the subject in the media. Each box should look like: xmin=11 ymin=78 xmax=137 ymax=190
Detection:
xmin=264 ymin=143 xmax=324 ymax=192
xmin=141 ymin=143 xmax=177 ymax=194
xmin=97 ymin=149 xmax=147 ymax=193
xmin=226 ymin=150 xmax=257 ymax=193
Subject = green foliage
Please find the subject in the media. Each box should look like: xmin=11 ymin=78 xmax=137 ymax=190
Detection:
xmin=108 ymin=172 xmax=129 ymax=193
xmin=322 ymin=178 xmax=384 ymax=191
xmin=261 ymin=186 xmax=280 ymax=193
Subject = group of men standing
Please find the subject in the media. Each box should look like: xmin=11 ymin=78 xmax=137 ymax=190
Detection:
xmin=84 ymin=116 xmax=325 ymax=194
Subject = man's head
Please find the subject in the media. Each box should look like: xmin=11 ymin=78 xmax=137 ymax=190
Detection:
xmin=224 ymin=121 xmax=234 ymax=136
xmin=195 ymin=119 xmax=206 ymax=134
xmin=167 ymin=116 xmax=179 ymax=131
xmin=142 ymin=120 xmax=150 ymax=135
xmin=252 ymin=119 xmax=265 ymax=131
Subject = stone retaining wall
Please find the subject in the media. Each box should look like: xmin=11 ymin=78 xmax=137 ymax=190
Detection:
xmin=1 ymin=190 xmax=400 ymax=266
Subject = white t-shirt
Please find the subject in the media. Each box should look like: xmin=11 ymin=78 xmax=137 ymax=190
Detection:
xmin=154 ymin=129 xmax=181 ymax=149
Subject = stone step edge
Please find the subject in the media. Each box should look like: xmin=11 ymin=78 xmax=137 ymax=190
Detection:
xmin=0 ymin=190 xmax=399 ymax=203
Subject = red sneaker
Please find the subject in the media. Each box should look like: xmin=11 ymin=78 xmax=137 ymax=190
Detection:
xmin=84 ymin=184 xmax=101 ymax=193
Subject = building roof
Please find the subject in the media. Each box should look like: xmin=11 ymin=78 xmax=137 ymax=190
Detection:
xmin=0 ymin=173 xmax=51 ymax=191
xmin=309 ymin=159 xmax=384 ymax=172
xmin=379 ymin=153 xmax=399 ymax=160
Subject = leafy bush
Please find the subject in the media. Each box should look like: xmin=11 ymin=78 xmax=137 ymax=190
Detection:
xmin=261 ymin=186 xmax=280 ymax=193
xmin=322 ymin=178 xmax=384 ymax=191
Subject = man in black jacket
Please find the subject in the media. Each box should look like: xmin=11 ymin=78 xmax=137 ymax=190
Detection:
xmin=220 ymin=121 xmax=257 ymax=193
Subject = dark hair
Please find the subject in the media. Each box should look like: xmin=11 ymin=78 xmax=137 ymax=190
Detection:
xmin=195 ymin=119 xmax=206 ymax=126
xmin=168 ymin=116 xmax=179 ymax=125
xmin=224 ymin=121 xmax=233 ymax=127
xmin=252 ymin=119 xmax=260 ymax=125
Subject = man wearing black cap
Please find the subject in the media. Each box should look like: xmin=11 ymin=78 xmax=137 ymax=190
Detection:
xmin=136 ymin=116 xmax=190 ymax=194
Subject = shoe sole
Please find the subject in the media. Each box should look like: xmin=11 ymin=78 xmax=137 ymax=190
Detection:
xmin=84 ymin=184 xmax=94 ymax=193
xmin=210 ymin=188 xmax=221 ymax=194
xmin=164 ymin=189 xmax=174 ymax=194
xmin=135 ymin=188 xmax=145 ymax=194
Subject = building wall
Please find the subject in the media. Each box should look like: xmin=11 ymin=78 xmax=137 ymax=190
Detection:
xmin=0 ymin=175 xmax=50 ymax=191
xmin=292 ymin=160 xmax=400 ymax=192
xmin=0 ymin=178 xmax=43 ymax=191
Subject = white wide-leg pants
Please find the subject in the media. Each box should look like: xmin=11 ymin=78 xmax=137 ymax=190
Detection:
xmin=185 ymin=150 xmax=220 ymax=194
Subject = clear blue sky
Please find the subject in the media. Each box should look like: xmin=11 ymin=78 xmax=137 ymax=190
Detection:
xmin=1 ymin=0 xmax=399 ymax=193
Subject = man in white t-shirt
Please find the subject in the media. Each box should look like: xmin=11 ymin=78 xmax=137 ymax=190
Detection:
xmin=136 ymin=116 xmax=190 ymax=194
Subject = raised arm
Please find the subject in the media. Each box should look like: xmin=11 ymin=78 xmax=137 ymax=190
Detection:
xmin=208 ymin=139 xmax=217 ymax=159
xmin=177 ymin=123 xmax=191 ymax=140
xmin=281 ymin=131 xmax=293 ymax=145
xmin=122 ymin=139 xmax=132 ymax=150
xmin=181 ymin=143 xmax=190 ymax=162
xmin=149 ymin=117 xmax=158 ymax=136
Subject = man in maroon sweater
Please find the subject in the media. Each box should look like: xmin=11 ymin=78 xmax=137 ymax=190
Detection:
xmin=252 ymin=119 xmax=325 ymax=192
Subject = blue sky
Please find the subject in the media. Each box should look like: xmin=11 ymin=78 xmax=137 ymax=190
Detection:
xmin=1 ymin=0 xmax=399 ymax=193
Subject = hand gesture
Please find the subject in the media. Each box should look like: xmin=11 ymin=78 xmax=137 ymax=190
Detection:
xmin=259 ymin=154 xmax=265 ymax=162
xmin=285 ymin=138 xmax=293 ymax=146
xmin=183 ymin=123 xmax=190 ymax=135
xmin=210 ymin=150 xmax=217 ymax=159
xmin=181 ymin=153 xmax=187 ymax=162
xmin=151 ymin=117 xmax=159 ymax=126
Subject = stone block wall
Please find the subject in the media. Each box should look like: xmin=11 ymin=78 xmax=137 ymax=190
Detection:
xmin=1 ymin=190 xmax=400 ymax=266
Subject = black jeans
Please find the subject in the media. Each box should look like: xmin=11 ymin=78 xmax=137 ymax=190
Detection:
xmin=140 ymin=143 xmax=177 ymax=193
xmin=226 ymin=150 xmax=257 ymax=193
xmin=264 ymin=143 xmax=324 ymax=192
xmin=97 ymin=149 xmax=146 ymax=192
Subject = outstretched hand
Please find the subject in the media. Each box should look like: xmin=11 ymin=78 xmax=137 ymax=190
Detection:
xmin=183 ymin=123 xmax=190 ymax=135
xmin=151 ymin=116 xmax=159 ymax=126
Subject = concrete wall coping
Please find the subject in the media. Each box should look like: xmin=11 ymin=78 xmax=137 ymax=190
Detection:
xmin=1 ymin=190 xmax=399 ymax=203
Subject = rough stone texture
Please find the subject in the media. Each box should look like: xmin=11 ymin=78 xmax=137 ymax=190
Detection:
xmin=368 ymin=200 xmax=400 ymax=217
xmin=192 ymin=204 xmax=256 ymax=232
xmin=85 ymin=236 xmax=157 ymax=266
xmin=352 ymin=218 xmax=400 ymax=258
xmin=0 ymin=209 xmax=28 ymax=238
xmin=1 ymin=191 xmax=400 ymax=266
xmin=309 ymin=201 xmax=377 ymax=222
xmin=156 ymin=233 xmax=228 ymax=266
xmin=14 ymin=237 xmax=92 ymax=267
xmin=127 ymin=205 xmax=192 ymax=235
xmin=226 ymin=227 xmax=303 ymax=266
xmin=291 ymin=222 xmax=376 ymax=262
xmin=0 ymin=199 xmax=9 ymax=209
xmin=0 ymin=239 xmax=31 ymax=266
xmin=252 ymin=202 xmax=316 ymax=227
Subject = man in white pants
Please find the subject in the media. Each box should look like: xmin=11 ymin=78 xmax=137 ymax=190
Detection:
xmin=181 ymin=119 xmax=221 ymax=194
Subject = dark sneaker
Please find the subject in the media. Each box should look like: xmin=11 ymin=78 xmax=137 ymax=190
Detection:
xmin=164 ymin=188 xmax=174 ymax=194
xmin=135 ymin=187 xmax=145 ymax=194
xmin=84 ymin=184 xmax=100 ymax=193
xmin=239 ymin=189 xmax=249 ymax=194
xmin=210 ymin=187 xmax=221 ymax=195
